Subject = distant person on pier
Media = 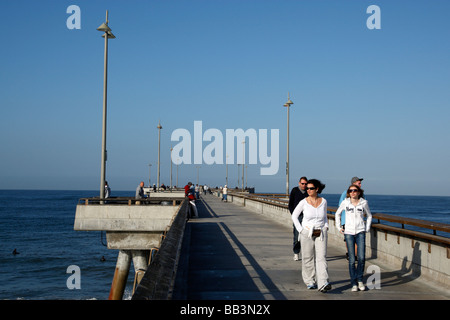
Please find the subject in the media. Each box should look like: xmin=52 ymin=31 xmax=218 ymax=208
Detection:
xmin=339 ymin=177 xmax=365 ymax=260
xmin=195 ymin=184 xmax=200 ymax=199
xmin=222 ymin=185 xmax=228 ymax=202
xmin=136 ymin=181 xmax=145 ymax=199
xmin=291 ymin=179 xmax=331 ymax=293
xmin=184 ymin=182 xmax=198 ymax=218
xmin=288 ymin=176 xmax=308 ymax=261
xmin=335 ymin=184 xmax=372 ymax=292
xmin=105 ymin=181 xmax=111 ymax=199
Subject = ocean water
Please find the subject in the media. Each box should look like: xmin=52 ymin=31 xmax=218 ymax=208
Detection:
xmin=0 ymin=190 xmax=449 ymax=300
xmin=0 ymin=190 xmax=136 ymax=300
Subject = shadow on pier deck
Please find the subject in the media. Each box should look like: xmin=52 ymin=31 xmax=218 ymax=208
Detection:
xmin=168 ymin=194 xmax=449 ymax=300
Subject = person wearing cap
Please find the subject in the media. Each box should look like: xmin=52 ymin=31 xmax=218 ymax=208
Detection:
xmin=338 ymin=177 xmax=364 ymax=260
xmin=335 ymin=184 xmax=372 ymax=291
xmin=288 ymin=177 xmax=308 ymax=261
xmin=222 ymin=185 xmax=228 ymax=202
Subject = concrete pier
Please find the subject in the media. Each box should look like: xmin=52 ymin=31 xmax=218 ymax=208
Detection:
xmin=74 ymin=192 xmax=186 ymax=300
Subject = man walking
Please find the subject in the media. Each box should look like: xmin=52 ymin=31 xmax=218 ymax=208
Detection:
xmin=288 ymin=177 xmax=308 ymax=261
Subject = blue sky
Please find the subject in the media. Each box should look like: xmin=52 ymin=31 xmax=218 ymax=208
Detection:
xmin=1 ymin=0 xmax=449 ymax=196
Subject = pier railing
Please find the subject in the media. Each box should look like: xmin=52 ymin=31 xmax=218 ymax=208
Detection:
xmin=77 ymin=196 xmax=184 ymax=206
xmin=132 ymin=198 xmax=190 ymax=300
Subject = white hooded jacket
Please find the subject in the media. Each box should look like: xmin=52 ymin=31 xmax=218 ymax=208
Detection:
xmin=335 ymin=198 xmax=372 ymax=235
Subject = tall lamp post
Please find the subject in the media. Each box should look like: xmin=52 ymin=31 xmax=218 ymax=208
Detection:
xmin=170 ymin=147 xmax=173 ymax=191
xmin=196 ymin=166 xmax=201 ymax=186
xmin=148 ymin=163 xmax=152 ymax=188
xmin=157 ymin=120 xmax=162 ymax=192
xmin=283 ymin=93 xmax=293 ymax=196
xmin=97 ymin=11 xmax=115 ymax=201
xmin=226 ymin=154 xmax=229 ymax=187
xmin=242 ymin=140 xmax=245 ymax=191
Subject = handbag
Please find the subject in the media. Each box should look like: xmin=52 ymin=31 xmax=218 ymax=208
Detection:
xmin=312 ymin=229 xmax=321 ymax=237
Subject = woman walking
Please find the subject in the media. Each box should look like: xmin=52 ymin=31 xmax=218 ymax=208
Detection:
xmin=291 ymin=179 xmax=331 ymax=292
xmin=335 ymin=185 xmax=372 ymax=291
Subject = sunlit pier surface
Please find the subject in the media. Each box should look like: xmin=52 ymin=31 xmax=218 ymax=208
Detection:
xmin=75 ymin=190 xmax=449 ymax=300
xmin=169 ymin=195 xmax=450 ymax=299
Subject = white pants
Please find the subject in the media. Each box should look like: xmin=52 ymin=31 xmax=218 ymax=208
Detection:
xmin=300 ymin=229 xmax=329 ymax=288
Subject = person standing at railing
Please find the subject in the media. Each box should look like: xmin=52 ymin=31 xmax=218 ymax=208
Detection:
xmin=135 ymin=181 xmax=145 ymax=199
xmin=288 ymin=177 xmax=308 ymax=261
xmin=184 ymin=182 xmax=198 ymax=218
xmin=291 ymin=179 xmax=331 ymax=293
xmin=335 ymin=184 xmax=372 ymax=292
xmin=105 ymin=181 xmax=111 ymax=199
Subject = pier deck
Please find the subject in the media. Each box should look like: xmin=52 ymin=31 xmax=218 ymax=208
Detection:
xmin=172 ymin=193 xmax=450 ymax=300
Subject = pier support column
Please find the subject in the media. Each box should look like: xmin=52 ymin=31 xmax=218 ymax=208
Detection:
xmin=108 ymin=250 xmax=131 ymax=300
xmin=132 ymin=250 xmax=148 ymax=285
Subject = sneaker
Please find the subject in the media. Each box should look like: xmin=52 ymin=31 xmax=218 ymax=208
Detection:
xmin=319 ymin=283 xmax=332 ymax=293
xmin=351 ymin=285 xmax=358 ymax=292
xmin=358 ymin=282 xmax=365 ymax=291
xmin=293 ymin=254 xmax=299 ymax=261
xmin=307 ymin=283 xmax=317 ymax=290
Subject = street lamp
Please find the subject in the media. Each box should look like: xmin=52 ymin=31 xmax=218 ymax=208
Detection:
xmin=148 ymin=163 xmax=152 ymax=188
xmin=170 ymin=147 xmax=173 ymax=191
xmin=196 ymin=166 xmax=201 ymax=186
xmin=283 ymin=93 xmax=293 ymax=196
xmin=242 ymin=140 xmax=245 ymax=191
xmin=226 ymin=154 xmax=229 ymax=187
xmin=157 ymin=120 xmax=162 ymax=192
xmin=176 ymin=158 xmax=179 ymax=188
xmin=97 ymin=10 xmax=115 ymax=202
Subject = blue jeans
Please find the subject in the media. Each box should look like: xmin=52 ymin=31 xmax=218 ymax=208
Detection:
xmin=344 ymin=232 xmax=366 ymax=286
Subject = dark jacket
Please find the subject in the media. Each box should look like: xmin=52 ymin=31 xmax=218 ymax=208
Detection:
xmin=288 ymin=187 xmax=308 ymax=219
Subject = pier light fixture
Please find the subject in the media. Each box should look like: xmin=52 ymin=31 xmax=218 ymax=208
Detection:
xmin=98 ymin=10 xmax=116 ymax=202
xmin=283 ymin=93 xmax=293 ymax=196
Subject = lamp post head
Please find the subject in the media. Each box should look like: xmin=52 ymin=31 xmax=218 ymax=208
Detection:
xmin=102 ymin=31 xmax=116 ymax=39
xmin=97 ymin=23 xmax=111 ymax=32
xmin=97 ymin=10 xmax=115 ymax=39
xmin=283 ymin=92 xmax=293 ymax=107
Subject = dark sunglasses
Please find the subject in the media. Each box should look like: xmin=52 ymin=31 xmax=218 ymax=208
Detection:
xmin=306 ymin=187 xmax=317 ymax=191
xmin=349 ymin=189 xmax=359 ymax=193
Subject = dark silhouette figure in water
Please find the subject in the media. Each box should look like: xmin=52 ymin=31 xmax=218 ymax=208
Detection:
xmin=12 ymin=249 xmax=19 ymax=255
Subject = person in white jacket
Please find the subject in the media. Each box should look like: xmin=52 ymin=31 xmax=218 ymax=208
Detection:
xmin=335 ymin=185 xmax=372 ymax=292
xmin=292 ymin=179 xmax=331 ymax=293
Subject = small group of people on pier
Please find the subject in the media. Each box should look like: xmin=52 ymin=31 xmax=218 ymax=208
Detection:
xmin=289 ymin=176 xmax=372 ymax=293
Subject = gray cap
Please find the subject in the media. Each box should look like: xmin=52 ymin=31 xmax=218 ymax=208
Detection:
xmin=351 ymin=177 xmax=363 ymax=184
